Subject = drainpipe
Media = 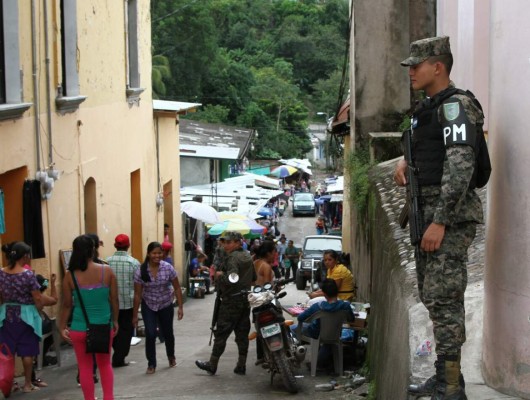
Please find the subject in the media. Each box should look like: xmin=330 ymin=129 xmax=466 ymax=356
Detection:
xmin=156 ymin=118 xmax=161 ymax=191
xmin=43 ymin=0 xmax=53 ymax=167
xmin=31 ymin=0 xmax=41 ymax=171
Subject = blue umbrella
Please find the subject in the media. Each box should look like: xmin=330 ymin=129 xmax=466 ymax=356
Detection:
xmin=257 ymin=207 xmax=274 ymax=217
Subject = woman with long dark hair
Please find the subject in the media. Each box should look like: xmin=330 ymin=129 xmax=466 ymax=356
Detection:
xmin=308 ymin=249 xmax=355 ymax=302
xmin=0 ymin=242 xmax=56 ymax=393
xmin=132 ymin=242 xmax=184 ymax=374
xmin=59 ymin=235 xmax=119 ymax=400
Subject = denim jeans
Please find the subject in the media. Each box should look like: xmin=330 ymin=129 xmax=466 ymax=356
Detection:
xmin=141 ymin=301 xmax=175 ymax=368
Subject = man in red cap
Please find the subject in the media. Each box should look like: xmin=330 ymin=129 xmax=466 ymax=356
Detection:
xmin=161 ymin=241 xmax=174 ymax=266
xmin=107 ymin=234 xmax=140 ymax=367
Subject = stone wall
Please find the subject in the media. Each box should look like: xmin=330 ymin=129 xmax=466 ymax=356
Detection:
xmin=354 ymin=157 xmax=487 ymax=399
xmin=350 ymin=158 xmax=416 ymax=400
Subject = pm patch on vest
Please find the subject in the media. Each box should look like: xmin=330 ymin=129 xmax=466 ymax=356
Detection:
xmin=441 ymin=99 xmax=476 ymax=148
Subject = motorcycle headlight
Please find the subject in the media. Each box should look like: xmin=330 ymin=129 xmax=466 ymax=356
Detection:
xmin=302 ymin=260 xmax=313 ymax=268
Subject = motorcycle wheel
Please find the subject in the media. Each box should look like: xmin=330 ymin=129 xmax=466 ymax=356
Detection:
xmin=272 ymin=350 xmax=299 ymax=394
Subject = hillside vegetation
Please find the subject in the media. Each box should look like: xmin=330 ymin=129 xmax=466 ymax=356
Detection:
xmin=151 ymin=0 xmax=350 ymax=159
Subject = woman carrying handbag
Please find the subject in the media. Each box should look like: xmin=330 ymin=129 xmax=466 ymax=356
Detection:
xmin=59 ymin=235 xmax=119 ymax=400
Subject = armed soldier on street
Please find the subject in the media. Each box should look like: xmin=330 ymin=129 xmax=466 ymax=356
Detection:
xmin=395 ymin=36 xmax=490 ymax=400
xmin=196 ymin=232 xmax=256 ymax=376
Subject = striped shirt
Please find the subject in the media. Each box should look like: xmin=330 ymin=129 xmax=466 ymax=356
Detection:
xmin=107 ymin=251 xmax=140 ymax=310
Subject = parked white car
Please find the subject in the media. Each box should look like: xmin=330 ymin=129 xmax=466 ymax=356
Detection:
xmin=292 ymin=192 xmax=315 ymax=216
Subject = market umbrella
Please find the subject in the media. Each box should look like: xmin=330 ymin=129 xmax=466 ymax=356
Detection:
xmin=218 ymin=211 xmax=249 ymax=221
xmin=270 ymin=165 xmax=298 ymax=178
xmin=180 ymin=201 xmax=222 ymax=224
xmin=208 ymin=219 xmax=266 ymax=238
xmin=279 ymin=158 xmax=313 ymax=175
xmin=257 ymin=207 xmax=274 ymax=217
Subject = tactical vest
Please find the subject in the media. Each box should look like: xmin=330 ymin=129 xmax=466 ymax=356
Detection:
xmin=411 ymin=87 xmax=489 ymax=188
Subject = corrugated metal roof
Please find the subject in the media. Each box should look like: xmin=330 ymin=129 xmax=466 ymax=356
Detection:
xmin=153 ymin=100 xmax=201 ymax=112
xmin=330 ymin=193 xmax=344 ymax=202
xmin=180 ymin=173 xmax=282 ymax=213
xmin=331 ymin=95 xmax=350 ymax=135
xmin=180 ymin=145 xmax=240 ymax=160
xmin=179 ymin=120 xmax=254 ymax=159
xmin=326 ymin=176 xmax=344 ymax=193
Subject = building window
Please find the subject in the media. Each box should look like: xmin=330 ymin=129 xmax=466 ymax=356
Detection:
xmin=125 ymin=0 xmax=144 ymax=106
xmin=55 ymin=0 xmax=86 ymax=114
xmin=0 ymin=0 xmax=31 ymax=120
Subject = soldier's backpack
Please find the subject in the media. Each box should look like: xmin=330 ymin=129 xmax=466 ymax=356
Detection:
xmin=438 ymin=88 xmax=492 ymax=188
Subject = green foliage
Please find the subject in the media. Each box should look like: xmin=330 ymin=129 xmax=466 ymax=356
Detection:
xmin=367 ymin=380 xmax=377 ymax=400
xmin=310 ymin=68 xmax=349 ymax=117
xmin=345 ymin=150 xmax=373 ymax=215
xmin=184 ymin=105 xmax=230 ymax=124
xmin=151 ymin=0 xmax=350 ymax=159
xmin=399 ymin=113 xmax=412 ymax=132
xmin=152 ymin=54 xmax=171 ymax=99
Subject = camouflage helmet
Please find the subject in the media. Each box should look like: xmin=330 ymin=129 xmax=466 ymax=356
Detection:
xmin=401 ymin=36 xmax=451 ymax=66
xmin=222 ymin=231 xmax=243 ymax=242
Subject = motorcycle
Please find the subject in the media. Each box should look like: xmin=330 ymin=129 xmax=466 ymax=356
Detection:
xmin=248 ymin=278 xmax=306 ymax=394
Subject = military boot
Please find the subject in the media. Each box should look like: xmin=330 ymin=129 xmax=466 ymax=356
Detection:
xmin=431 ymin=359 xmax=467 ymax=400
xmin=234 ymin=354 xmax=247 ymax=375
xmin=408 ymin=360 xmax=465 ymax=397
xmin=195 ymin=355 xmax=219 ymax=375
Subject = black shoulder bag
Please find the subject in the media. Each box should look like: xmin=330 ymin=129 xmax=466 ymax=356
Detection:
xmin=72 ymin=271 xmax=111 ymax=353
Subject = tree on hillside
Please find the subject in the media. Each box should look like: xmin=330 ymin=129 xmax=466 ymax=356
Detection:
xmin=152 ymin=54 xmax=171 ymax=99
xmin=151 ymin=0 xmax=349 ymax=158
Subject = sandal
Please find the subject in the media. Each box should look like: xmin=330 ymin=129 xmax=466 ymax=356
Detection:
xmin=12 ymin=381 xmax=21 ymax=393
xmin=32 ymin=378 xmax=48 ymax=388
xmin=146 ymin=367 xmax=156 ymax=375
xmin=23 ymin=384 xmax=40 ymax=393
xmin=169 ymin=357 xmax=176 ymax=368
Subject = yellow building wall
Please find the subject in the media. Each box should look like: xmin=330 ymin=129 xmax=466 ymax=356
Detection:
xmin=0 ymin=2 xmax=183 ymax=292
xmin=156 ymin=116 xmax=183 ymax=278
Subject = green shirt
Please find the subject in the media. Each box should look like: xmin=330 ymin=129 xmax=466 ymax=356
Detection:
xmin=71 ymin=286 xmax=111 ymax=331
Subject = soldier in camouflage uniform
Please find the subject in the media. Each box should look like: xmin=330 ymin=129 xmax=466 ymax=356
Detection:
xmin=195 ymin=231 xmax=256 ymax=375
xmin=394 ymin=36 xmax=484 ymax=400
xmin=211 ymin=237 xmax=227 ymax=288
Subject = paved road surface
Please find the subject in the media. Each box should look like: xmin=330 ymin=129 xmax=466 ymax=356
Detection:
xmin=18 ymin=211 xmax=359 ymax=399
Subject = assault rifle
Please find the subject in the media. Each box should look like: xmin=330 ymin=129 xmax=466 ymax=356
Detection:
xmin=398 ymin=129 xmax=424 ymax=246
xmin=209 ymin=289 xmax=221 ymax=346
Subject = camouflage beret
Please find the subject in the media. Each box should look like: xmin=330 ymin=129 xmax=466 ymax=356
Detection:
xmin=401 ymin=36 xmax=451 ymax=66
xmin=222 ymin=231 xmax=243 ymax=241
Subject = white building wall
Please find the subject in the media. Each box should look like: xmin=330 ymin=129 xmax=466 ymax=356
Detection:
xmin=440 ymin=1 xmax=530 ymax=397
xmin=437 ymin=0 xmax=490 ymax=130
xmin=482 ymin=1 xmax=530 ymax=397
xmin=180 ymin=158 xmax=210 ymax=187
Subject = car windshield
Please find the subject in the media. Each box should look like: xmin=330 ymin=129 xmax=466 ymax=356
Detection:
xmin=304 ymin=238 xmax=342 ymax=252
xmin=295 ymin=193 xmax=313 ymax=201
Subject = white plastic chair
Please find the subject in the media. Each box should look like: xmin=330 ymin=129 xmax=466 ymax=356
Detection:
xmin=297 ymin=309 xmax=350 ymax=377
xmin=37 ymin=318 xmax=62 ymax=370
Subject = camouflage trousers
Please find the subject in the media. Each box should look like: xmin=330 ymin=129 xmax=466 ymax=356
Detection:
xmin=212 ymin=300 xmax=251 ymax=360
xmin=415 ymin=221 xmax=477 ymax=357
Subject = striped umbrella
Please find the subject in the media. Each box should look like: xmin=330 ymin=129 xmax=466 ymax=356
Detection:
xmin=207 ymin=218 xmax=266 ymax=238
xmin=270 ymin=165 xmax=298 ymax=178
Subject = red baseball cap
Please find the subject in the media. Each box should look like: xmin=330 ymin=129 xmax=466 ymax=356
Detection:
xmin=161 ymin=241 xmax=173 ymax=251
xmin=114 ymin=234 xmax=130 ymax=248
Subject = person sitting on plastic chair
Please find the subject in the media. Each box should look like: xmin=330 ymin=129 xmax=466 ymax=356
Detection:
xmin=189 ymin=253 xmax=211 ymax=294
xmin=291 ymin=279 xmax=354 ymax=373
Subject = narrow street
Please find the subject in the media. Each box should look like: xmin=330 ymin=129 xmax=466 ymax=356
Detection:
xmin=22 ymin=204 xmax=356 ymax=400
